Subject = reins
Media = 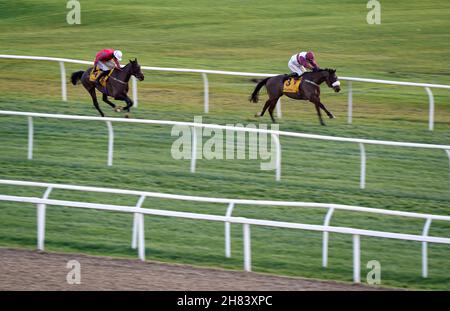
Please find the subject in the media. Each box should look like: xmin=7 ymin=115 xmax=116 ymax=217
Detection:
xmin=110 ymin=76 xmax=127 ymax=85
xmin=109 ymin=62 xmax=137 ymax=85
xmin=304 ymin=79 xmax=320 ymax=87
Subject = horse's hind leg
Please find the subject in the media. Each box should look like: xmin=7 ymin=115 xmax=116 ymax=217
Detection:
xmin=102 ymin=94 xmax=117 ymax=110
xmin=255 ymin=99 xmax=272 ymax=118
xmin=319 ymin=102 xmax=335 ymax=119
xmin=89 ymin=88 xmax=105 ymax=117
xmin=268 ymin=98 xmax=280 ymax=123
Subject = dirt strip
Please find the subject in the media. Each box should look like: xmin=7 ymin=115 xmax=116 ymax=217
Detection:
xmin=0 ymin=248 xmax=391 ymax=291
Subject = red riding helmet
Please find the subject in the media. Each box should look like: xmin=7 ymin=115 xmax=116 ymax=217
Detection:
xmin=306 ymin=51 xmax=315 ymax=61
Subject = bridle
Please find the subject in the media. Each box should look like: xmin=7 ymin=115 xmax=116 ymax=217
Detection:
xmin=109 ymin=62 xmax=141 ymax=85
xmin=305 ymin=72 xmax=340 ymax=89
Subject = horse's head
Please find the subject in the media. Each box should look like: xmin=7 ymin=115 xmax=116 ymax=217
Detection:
xmin=324 ymin=69 xmax=341 ymax=93
xmin=129 ymin=58 xmax=144 ymax=81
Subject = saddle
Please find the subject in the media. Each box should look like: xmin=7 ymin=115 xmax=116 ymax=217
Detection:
xmin=89 ymin=66 xmax=114 ymax=87
xmin=283 ymin=77 xmax=303 ymax=94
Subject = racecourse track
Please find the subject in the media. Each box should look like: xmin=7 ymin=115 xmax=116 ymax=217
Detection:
xmin=0 ymin=248 xmax=391 ymax=291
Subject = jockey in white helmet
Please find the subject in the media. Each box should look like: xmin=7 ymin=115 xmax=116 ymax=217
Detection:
xmin=93 ymin=49 xmax=123 ymax=86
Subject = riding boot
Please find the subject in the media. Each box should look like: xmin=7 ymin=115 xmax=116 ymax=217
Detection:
xmin=95 ymin=70 xmax=110 ymax=87
xmin=285 ymin=72 xmax=299 ymax=81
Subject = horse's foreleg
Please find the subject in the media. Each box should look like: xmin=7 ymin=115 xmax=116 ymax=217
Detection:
xmin=122 ymin=96 xmax=134 ymax=112
xmin=89 ymin=89 xmax=104 ymax=117
xmin=313 ymin=101 xmax=325 ymax=126
xmin=102 ymin=94 xmax=117 ymax=109
xmin=319 ymin=102 xmax=335 ymax=119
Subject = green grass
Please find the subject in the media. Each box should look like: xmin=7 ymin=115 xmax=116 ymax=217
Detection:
xmin=0 ymin=0 xmax=449 ymax=290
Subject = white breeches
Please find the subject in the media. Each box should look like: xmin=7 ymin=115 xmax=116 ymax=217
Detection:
xmin=288 ymin=59 xmax=306 ymax=75
xmin=97 ymin=60 xmax=115 ymax=71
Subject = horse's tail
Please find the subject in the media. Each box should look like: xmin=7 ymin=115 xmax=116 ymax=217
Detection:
xmin=249 ymin=77 xmax=270 ymax=103
xmin=71 ymin=71 xmax=84 ymax=85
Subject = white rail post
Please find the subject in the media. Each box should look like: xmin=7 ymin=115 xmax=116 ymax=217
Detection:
xmin=27 ymin=116 xmax=33 ymax=160
xmin=202 ymin=73 xmax=209 ymax=113
xmin=271 ymin=133 xmax=281 ymax=181
xmin=132 ymin=195 xmax=146 ymax=250
xmin=353 ymin=234 xmax=361 ymax=283
xmin=243 ymin=223 xmax=251 ymax=272
xmin=190 ymin=126 xmax=198 ymax=173
xmin=37 ymin=203 xmax=46 ymax=251
xmin=347 ymin=81 xmax=353 ymax=124
xmin=425 ymin=87 xmax=434 ymax=131
xmin=225 ymin=202 xmax=235 ymax=258
xmin=132 ymin=76 xmax=138 ymax=108
xmin=106 ymin=121 xmax=114 ymax=166
xmin=422 ymin=218 xmax=432 ymax=278
xmin=359 ymin=143 xmax=366 ymax=189
xmin=137 ymin=213 xmax=145 ymax=261
xmin=42 ymin=187 xmax=53 ymax=200
xmin=276 ymin=98 xmax=282 ymax=118
xmin=59 ymin=62 xmax=67 ymax=101
xmin=446 ymin=150 xmax=450 ymax=191
xmin=322 ymin=208 xmax=335 ymax=268
xmin=36 ymin=187 xmax=53 ymax=251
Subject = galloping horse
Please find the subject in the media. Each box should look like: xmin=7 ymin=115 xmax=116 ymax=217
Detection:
xmin=250 ymin=69 xmax=341 ymax=125
xmin=71 ymin=59 xmax=144 ymax=117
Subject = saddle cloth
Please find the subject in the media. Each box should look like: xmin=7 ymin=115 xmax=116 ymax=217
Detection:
xmin=89 ymin=67 xmax=114 ymax=87
xmin=283 ymin=77 xmax=302 ymax=94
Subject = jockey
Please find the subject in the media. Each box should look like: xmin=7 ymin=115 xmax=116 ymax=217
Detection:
xmin=93 ymin=49 xmax=123 ymax=86
xmin=287 ymin=51 xmax=320 ymax=79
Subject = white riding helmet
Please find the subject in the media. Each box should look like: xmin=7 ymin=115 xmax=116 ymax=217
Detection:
xmin=113 ymin=50 xmax=123 ymax=61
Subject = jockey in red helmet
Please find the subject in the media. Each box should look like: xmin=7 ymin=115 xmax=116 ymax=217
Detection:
xmin=93 ymin=49 xmax=123 ymax=86
xmin=287 ymin=51 xmax=320 ymax=79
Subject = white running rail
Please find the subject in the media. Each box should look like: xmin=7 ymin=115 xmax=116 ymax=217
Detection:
xmin=0 ymin=179 xmax=449 ymax=280
xmin=1 ymin=54 xmax=450 ymax=130
xmin=1 ymin=110 xmax=450 ymax=188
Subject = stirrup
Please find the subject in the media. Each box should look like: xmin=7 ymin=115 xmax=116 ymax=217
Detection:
xmin=95 ymin=71 xmax=108 ymax=87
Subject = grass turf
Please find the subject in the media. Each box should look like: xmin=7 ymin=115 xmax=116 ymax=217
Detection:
xmin=0 ymin=0 xmax=449 ymax=289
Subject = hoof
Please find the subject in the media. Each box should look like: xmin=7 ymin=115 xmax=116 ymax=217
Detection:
xmin=329 ymin=114 xmax=335 ymax=119
xmin=124 ymin=113 xmax=130 ymax=118
xmin=254 ymin=113 xmax=260 ymax=117
xmin=114 ymin=107 xmax=122 ymax=113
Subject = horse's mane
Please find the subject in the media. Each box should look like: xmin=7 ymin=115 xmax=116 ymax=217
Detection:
xmin=302 ymin=68 xmax=335 ymax=77
xmin=318 ymin=68 xmax=335 ymax=72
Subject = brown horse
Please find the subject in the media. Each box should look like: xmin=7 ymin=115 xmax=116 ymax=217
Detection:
xmin=71 ymin=59 xmax=144 ymax=117
xmin=250 ymin=69 xmax=341 ymax=125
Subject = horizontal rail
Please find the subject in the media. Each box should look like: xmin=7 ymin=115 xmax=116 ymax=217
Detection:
xmin=339 ymin=76 xmax=450 ymax=90
xmin=1 ymin=179 xmax=450 ymax=221
xmin=2 ymin=54 xmax=450 ymax=89
xmin=1 ymin=194 xmax=449 ymax=244
xmin=1 ymin=110 xmax=449 ymax=150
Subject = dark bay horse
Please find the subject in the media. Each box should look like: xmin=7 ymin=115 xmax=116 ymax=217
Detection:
xmin=71 ymin=59 xmax=144 ymax=117
xmin=250 ymin=69 xmax=341 ymax=125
